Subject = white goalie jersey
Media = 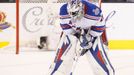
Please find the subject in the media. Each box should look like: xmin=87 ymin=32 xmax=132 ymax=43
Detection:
xmin=60 ymin=0 xmax=105 ymax=37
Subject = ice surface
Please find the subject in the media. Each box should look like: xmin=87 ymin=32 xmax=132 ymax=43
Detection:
xmin=0 ymin=49 xmax=134 ymax=75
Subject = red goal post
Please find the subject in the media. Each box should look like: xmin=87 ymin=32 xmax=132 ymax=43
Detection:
xmin=16 ymin=0 xmax=19 ymax=54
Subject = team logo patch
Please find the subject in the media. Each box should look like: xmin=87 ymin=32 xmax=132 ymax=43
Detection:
xmin=93 ymin=8 xmax=100 ymax=15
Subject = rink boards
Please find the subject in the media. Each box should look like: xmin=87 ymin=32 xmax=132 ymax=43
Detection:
xmin=0 ymin=3 xmax=134 ymax=50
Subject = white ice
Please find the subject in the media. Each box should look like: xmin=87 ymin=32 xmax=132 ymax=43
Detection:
xmin=0 ymin=48 xmax=134 ymax=75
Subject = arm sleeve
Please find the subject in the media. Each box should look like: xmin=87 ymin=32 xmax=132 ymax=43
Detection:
xmin=89 ymin=20 xmax=105 ymax=37
xmin=59 ymin=4 xmax=76 ymax=35
xmin=83 ymin=2 xmax=105 ymax=37
xmin=83 ymin=17 xmax=105 ymax=37
xmin=88 ymin=7 xmax=105 ymax=37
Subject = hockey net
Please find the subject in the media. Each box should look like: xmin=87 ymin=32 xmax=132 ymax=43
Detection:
xmin=19 ymin=0 xmax=101 ymax=53
xmin=1 ymin=0 xmax=101 ymax=54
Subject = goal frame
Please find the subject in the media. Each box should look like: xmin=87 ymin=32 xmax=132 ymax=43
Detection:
xmin=15 ymin=0 xmax=102 ymax=54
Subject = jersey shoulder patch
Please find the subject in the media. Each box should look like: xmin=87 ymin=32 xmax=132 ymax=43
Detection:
xmin=92 ymin=7 xmax=101 ymax=16
xmin=83 ymin=1 xmax=102 ymax=17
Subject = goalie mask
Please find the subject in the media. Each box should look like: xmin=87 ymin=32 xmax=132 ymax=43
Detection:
xmin=67 ymin=0 xmax=84 ymax=21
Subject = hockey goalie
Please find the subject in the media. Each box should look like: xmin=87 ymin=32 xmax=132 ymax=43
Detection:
xmin=47 ymin=0 xmax=115 ymax=75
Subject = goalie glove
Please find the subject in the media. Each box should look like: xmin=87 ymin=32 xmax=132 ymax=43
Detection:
xmin=79 ymin=33 xmax=92 ymax=56
xmin=74 ymin=29 xmax=92 ymax=56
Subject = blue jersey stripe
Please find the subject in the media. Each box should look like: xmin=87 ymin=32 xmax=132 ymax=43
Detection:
xmin=91 ymin=25 xmax=105 ymax=32
xmin=60 ymin=24 xmax=72 ymax=30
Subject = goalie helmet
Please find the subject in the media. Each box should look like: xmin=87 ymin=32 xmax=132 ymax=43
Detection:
xmin=67 ymin=0 xmax=84 ymax=21
xmin=0 ymin=11 xmax=6 ymax=23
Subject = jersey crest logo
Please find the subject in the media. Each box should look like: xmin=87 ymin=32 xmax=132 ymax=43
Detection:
xmin=93 ymin=8 xmax=100 ymax=15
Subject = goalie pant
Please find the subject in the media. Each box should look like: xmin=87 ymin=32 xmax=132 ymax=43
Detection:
xmin=46 ymin=34 xmax=115 ymax=75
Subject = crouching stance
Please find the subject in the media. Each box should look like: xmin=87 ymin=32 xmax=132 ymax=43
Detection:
xmin=46 ymin=0 xmax=115 ymax=75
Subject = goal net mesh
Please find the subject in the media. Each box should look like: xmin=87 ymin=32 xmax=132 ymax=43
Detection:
xmin=19 ymin=0 xmax=100 ymax=50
